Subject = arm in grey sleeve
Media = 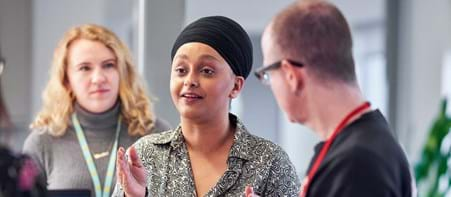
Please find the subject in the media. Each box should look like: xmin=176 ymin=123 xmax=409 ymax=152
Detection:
xmin=22 ymin=129 xmax=49 ymax=185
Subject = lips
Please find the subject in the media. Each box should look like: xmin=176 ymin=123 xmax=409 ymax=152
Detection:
xmin=90 ymin=89 xmax=110 ymax=94
xmin=181 ymin=92 xmax=203 ymax=99
xmin=180 ymin=92 xmax=204 ymax=104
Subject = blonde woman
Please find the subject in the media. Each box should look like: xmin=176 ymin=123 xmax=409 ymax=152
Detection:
xmin=23 ymin=24 xmax=170 ymax=197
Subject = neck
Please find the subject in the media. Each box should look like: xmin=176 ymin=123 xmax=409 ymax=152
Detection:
xmin=74 ymin=101 xmax=120 ymax=130
xmin=304 ymin=82 xmax=369 ymax=140
xmin=180 ymin=113 xmax=234 ymax=154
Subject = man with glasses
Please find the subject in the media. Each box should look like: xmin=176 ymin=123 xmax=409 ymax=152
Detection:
xmin=248 ymin=1 xmax=414 ymax=197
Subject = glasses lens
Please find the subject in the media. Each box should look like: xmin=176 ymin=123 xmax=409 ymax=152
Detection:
xmin=262 ymin=72 xmax=270 ymax=86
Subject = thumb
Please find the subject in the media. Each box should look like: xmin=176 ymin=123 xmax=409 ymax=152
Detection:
xmin=245 ymin=185 xmax=254 ymax=197
xmin=127 ymin=146 xmax=143 ymax=168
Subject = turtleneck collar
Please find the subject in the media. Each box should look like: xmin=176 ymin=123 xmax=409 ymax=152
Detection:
xmin=73 ymin=101 xmax=121 ymax=130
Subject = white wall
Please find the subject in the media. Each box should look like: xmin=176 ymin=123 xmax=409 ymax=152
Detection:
xmin=186 ymin=0 xmax=294 ymax=34
xmin=0 ymin=0 xmax=32 ymax=125
xmin=141 ymin=0 xmax=185 ymax=126
xmin=396 ymin=0 xmax=451 ymax=162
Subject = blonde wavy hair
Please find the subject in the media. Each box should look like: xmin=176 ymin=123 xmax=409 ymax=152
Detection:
xmin=31 ymin=24 xmax=155 ymax=137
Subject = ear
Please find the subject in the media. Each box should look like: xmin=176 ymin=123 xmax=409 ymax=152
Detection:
xmin=63 ymin=74 xmax=71 ymax=90
xmin=229 ymin=76 xmax=245 ymax=99
xmin=280 ymin=60 xmax=303 ymax=93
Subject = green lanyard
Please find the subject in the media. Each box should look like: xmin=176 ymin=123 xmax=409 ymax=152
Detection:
xmin=72 ymin=113 xmax=121 ymax=197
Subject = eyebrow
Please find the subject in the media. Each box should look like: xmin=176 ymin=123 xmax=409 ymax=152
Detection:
xmin=73 ymin=58 xmax=116 ymax=67
xmin=199 ymin=54 xmax=219 ymax=62
xmin=174 ymin=54 xmax=219 ymax=62
xmin=101 ymin=58 xmax=117 ymax=64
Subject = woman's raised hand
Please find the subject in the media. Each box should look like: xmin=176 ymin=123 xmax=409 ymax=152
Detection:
xmin=116 ymin=146 xmax=147 ymax=197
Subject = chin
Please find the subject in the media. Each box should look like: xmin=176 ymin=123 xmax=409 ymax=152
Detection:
xmin=86 ymin=103 xmax=116 ymax=113
xmin=286 ymin=113 xmax=304 ymax=124
xmin=179 ymin=109 xmax=208 ymax=122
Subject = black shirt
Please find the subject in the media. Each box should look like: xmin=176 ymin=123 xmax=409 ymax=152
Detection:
xmin=305 ymin=110 xmax=413 ymax=197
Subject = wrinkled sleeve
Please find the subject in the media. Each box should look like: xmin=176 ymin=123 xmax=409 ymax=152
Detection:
xmin=111 ymin=183 xmax=125 ymax=197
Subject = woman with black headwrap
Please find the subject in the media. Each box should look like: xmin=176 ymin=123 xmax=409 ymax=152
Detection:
xmin=113 ymin=16 xmax=299 ymax=197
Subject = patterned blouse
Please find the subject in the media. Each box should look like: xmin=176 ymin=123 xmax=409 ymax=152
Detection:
xmin=113 ymin=114 xmax=300 ymax=196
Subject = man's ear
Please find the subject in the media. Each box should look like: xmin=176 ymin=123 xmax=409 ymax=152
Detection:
xmin=229 ymin=76 xmax=245 ymax=99
xmin=280 ymin=60 xmax=303 ymax=93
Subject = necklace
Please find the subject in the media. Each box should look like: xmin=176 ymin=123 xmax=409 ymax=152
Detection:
xmin=93 ymin=151 xmax=109 ymax=159
xmin=93 ymin=135 xmax=116 ymax=159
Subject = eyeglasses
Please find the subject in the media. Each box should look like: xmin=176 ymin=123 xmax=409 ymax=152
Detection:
xmin=254 ymin=59 xmax=303 ymax=86
xmin=0 ymin=58 xmax=4 ymax=76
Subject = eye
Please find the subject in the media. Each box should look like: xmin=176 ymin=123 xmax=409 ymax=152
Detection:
xmin=103 ymin=62 xmax=116 ymax=69
xmin=174 ymin=66 xmax=187 ymax=75
xmin=79 ymin=65 xmax=91 ymax=71
xmin=200 ymin=67 xmax=215 ymax=76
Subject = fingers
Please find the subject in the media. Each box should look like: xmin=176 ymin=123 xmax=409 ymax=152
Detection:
xmin=127 ymin=146 xmax=143 ymax=168
xmin=117 ymin=147 xmax=126 ymax=169
xmin=116 ymin=147 xmax=129 ymax=184
xmin=117 ymin=147 xmax=133 ymax=194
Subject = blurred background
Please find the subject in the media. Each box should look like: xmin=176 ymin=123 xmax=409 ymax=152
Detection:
xmin=0 ymin=0 xmax=450 ymax=195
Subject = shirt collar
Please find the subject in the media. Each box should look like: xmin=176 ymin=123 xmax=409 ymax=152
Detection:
xmin=227 ymin=113 xmax=254 ymax=161
xmin=150 ymin=113 xmax=255 ymax=161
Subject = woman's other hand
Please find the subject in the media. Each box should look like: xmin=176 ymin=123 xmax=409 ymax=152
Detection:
xmin=245 ymin=186 xmax=261 ymax=197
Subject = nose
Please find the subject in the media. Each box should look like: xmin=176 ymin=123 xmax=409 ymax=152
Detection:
xmin=183 ymin=72 xmax=199 ymax=88
xmin=91 ymin=68 xmax=107 ymax=84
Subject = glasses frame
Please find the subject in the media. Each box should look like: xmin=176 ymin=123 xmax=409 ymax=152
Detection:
xmin=254 ymin=59 xmax=303 ymax=85
xmin=0 ymin=57 xmax=4 ymax=76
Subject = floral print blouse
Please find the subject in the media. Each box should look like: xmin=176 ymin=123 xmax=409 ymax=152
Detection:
xmin=113 ymin=114 xmax=299 ymax=196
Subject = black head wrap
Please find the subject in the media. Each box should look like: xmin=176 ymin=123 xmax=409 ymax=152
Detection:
xmin=171 ymin=16 xmax=253 ymax=79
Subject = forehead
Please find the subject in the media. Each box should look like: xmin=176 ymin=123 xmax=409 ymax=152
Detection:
xmin=67 ymin=39 xmax=116 ymax=62
xmin=261 ymin=25 xmax=281 ymax=65
xmin=173 ymin=42 xmax=226 ymax=63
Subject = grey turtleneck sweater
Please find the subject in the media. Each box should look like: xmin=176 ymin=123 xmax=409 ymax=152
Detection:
xmin=23 ymin=103 xmax=170 ymax=196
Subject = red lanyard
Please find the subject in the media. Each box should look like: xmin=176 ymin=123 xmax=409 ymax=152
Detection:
xmin=300 ymin=102 xmax=371 ymax=197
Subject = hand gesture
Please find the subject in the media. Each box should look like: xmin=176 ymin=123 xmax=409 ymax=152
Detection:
xmin=116 ymin=146 xmax=147 ymax=197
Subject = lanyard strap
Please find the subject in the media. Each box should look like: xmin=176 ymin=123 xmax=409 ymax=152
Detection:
xmin=72 ymin=113 xmax=121 ymax=197
xmin=300 ymin=102 xmax=371 ymax=197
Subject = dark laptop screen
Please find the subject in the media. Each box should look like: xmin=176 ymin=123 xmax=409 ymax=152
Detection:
xmin=48 ymin=189 xmax=90 ymax=197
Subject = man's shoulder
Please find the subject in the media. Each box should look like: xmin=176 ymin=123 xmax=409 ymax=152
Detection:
xmin=331 ymin=132 xmax=410 ymax=171
xmin=313 ymin=143 xmax=412 ymax=196
xmin=334 ymin=110 xmax=406 ymax=164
